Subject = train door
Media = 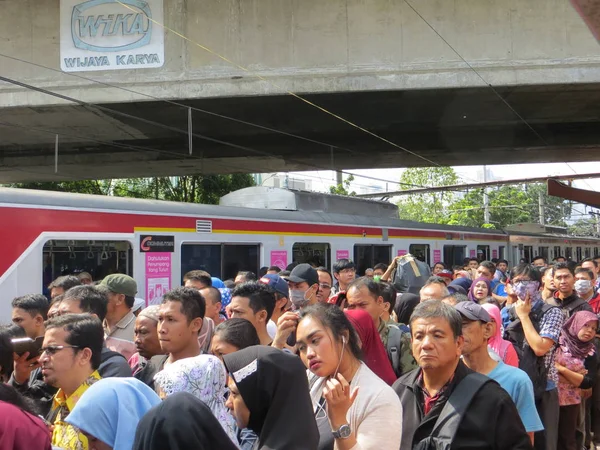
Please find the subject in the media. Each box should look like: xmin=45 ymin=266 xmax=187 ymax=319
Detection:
xmin=523 ymin=246 xmax=533 ymax=263
xmin=576 ymin=247 xmax=583 ymax=261
xmin=43 ymin=239 xmax=133 ymax=286
xmin=539 ymin=247 xmax=549 ymax=261
xmin=408 ymin=244 xmax=430 ymax=266
xmin=293 ymin=243 xmax=331 ymax=269
xmin=553 ymin=246 xmax=562 ymax=260
xmin=477 ymin=245 xmax=490 ymax=261
xmin=443 ymin=245 xmax=466 ymax=267
xmin=585 ymin=247 xmax=591 ymax=259
xmin=354 ymin=245 xmax=392 ymax=276
xmin=566 ymin=247 xmax=573 ymax=260
xmin=499 ymin=246 xmax=506 ymax=261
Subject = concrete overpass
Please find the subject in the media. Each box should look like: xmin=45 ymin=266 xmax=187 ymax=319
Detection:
xmin=1 ymin=0 xmax=600 ymax=182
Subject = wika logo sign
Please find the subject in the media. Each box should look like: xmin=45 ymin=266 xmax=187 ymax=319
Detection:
xmin=60 ymin=0 xmax=164 ymax=72
xmin=71 ymin=0 xmax=152 ymax=52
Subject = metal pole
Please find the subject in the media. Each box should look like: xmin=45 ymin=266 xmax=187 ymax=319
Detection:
xmin=483 ymin=165 xmax=490 ymax=223
xmin=539 ymin=192 xmax=546 ymax=226
xmin=188 ymin=107 xmax=193 ymax=155
xmin=54 ymin=134 xmax=59 ymax=173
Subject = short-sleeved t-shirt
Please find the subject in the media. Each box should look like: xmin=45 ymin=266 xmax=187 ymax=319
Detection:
xmin=488 ymin=362 xmax=544 ymax=433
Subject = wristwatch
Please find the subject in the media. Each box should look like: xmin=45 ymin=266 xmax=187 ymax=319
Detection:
xmin=332 ymin=424 xmax=351 ymax=439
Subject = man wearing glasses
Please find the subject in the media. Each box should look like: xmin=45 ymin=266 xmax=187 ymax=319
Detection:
xmin=41 ymin=314 xmax=104 ymax=450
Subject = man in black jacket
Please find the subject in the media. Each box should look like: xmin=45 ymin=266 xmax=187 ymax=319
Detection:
xmin=392 ymin=300 xmax=532 ymax=450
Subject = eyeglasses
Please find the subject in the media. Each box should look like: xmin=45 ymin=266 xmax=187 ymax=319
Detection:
xmin=39 ymin=345 xmax=81 ymax=356
xmin=319 ymin=283 xmax=332 ymax=289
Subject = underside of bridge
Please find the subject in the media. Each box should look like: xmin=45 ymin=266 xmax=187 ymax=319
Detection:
xmin=2 ymin=82 xmax=600 ymax=183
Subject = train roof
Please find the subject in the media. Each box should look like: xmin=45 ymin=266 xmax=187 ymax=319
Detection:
xmin=0 ymin=186 xmax=506 ymax=235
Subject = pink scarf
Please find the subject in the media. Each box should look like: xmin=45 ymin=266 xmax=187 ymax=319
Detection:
xmin=482 ymin=303 xmax=513 ymax=360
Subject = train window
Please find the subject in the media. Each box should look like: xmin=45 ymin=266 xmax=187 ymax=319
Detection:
xmin=585 ymin=247 xmax=591 ymax=258
xmin=223 ymin=245 xmax=259 ymax=281
xmin=566 ymin=247 xmax=573 ymax=260
xmin=523 ymin=246 xmax=533 ymax=263
xmin=576 ymin=247 xmax=583 ymax=262
xmin=538 ymin=247 xmax=549 ymax=261
xmin=354 ymin=245 xmax=392 ymax=276
xmin=477 ymin=245 xmax=490 ymax=261
xmin=408 ymin=244 xmax=430 ymax=266
xmin=43 ymin=240 xmax=132 ymax=287
xmin=181 ymin=244 xmax=221 ymax=279
xmin=554 ymin=246 xmax=561 ymax=259
xmin=292 ymin=243 xmax=331 ymax=269
xmin=443 ymin=245 xmax=466 ymax=266
xmin=181 ymin=243 xmax=259 ymax=282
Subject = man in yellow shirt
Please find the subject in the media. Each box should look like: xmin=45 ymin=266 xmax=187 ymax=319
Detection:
xmin=41 ymin=314 xmax=105 ymax=450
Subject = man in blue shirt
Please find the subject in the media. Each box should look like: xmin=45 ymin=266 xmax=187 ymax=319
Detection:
xmin=456 ymin=301 xmax=543 ymax=445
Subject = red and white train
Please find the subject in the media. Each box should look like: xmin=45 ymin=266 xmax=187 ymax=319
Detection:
xmin=1 ymin=186 xmax=598 ymax=322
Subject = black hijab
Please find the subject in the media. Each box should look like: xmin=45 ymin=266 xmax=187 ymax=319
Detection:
xmin=223 ymin=346 xmax=319 ymax=450
xmin=394 ymin=292 xmax=420 ymax=324
xmin=133 ymin=392 xmax=238 ymax=450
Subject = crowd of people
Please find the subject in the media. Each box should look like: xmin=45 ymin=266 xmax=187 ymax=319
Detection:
xmin=1 ymin=253 xmax=600 ymax=449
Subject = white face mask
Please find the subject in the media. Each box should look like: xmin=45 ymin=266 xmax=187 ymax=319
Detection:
xmin=289 ymin=289 xmax=310 ymax=309
xmin=575 ymin=279 xmax=593 ymax=295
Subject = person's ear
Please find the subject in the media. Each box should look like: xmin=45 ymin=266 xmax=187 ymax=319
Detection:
xmin=257 ymin=309 xmax=268 ymax=324
xmin=35 ymin=314 xmax=44 ymax=326
xmin=456 ymin=335 xmax=465 ymax=356
xmin=191 ymin=317 xmax=203 ymax=334
xmin=483 ymin=322 xmax=494 ymax=340
xmin=77 ymin=347 xmax=93 ymax=366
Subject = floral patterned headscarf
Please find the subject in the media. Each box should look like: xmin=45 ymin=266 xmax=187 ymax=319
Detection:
xmin=154 ymin=355 xmax=238 ymax=446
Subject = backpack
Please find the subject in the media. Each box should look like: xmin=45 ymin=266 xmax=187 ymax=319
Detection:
xmin=386 ymin=324 xmax=418 ymax=377
xmin=504 ymin=301 xmax=557 ymax=400
xmin=413 ymin=372 xmax=491 ymax=450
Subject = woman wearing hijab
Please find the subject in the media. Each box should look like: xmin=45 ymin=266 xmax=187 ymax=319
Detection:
xmin=481 ymin=303 xmax=519 ymax=367
xmin=296 ymin=303 xmax=402 ymax=450
xmin=555 ymin=311 xmax=599 ymax=450
xmin=65 ymin=377 xmax=161 ymax=450
xmin=468 ymin=277 xmax=491 ymax=304
xmin=344 ymin=309 xmax=397 ymax=385
xmin=134 ymin=392 xmax=239 ymax=450
xmin=154 ymin=354 xmax=238 ymax=446
xmin=393 ymin=293 xmax=419 ymax=325
xmin=223 ymin=345 xmax=319 ymax=450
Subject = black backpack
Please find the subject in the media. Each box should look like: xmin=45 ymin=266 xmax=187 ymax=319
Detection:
xmin=504 ymin=302 xmax=557 ymax=400
xmin=413 ymin=373 xmax=492 ymax=450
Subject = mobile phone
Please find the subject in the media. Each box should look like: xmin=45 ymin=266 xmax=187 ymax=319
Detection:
xmin=11 ymin=337 xmax=44 ymax=360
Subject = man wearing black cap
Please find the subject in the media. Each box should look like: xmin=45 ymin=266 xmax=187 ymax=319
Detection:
xmin=272 ymin=264 xmax=320 ymax=350
xmin=456 ymin=302 xmax=542 ymax=444
xmin=259 ymin=274 xmax=291 ymax=339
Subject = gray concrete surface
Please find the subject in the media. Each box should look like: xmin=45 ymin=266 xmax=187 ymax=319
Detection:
xmin=1 ymin=0 xmax=600 ymax=181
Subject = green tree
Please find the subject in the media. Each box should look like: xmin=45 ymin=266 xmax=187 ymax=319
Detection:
xmin=568 ymin=217 xmax=599 ymax=236
xmin=396 ymin=167 xmax=459 ymax=223
xmin=447 ymin=183 xmax=571 ymax=229
xmin=329 ymin=174 xmax=356 ymax=196
xmin=10 ymin=174 xmax=255 ymax=205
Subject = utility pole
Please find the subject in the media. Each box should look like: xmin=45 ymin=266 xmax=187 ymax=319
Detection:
xmin=483 ymin=166 xmax=490 ymax=224
xmin=336 ymin=171 xmax=343 ymax=187
xmin=539 ymin=192 xmax=545 ymax=226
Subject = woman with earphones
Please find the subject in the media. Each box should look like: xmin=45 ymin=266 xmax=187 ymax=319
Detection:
xmin=296 ymin=303 xmax=403 ymax=450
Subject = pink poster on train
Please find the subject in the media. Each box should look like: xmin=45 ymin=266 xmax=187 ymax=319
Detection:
xmin=433 ymin=250 xmax=441 ymax=262
xmin=145 ymin=253 xmax=171 ymax=306
xmin=270 ymin=250 xmax=288 ymax=270
xmin=492 ymin=249 xmax=498 ymax=259
xmin=336 ymin=250 xmax=350 ymax=261
xmin=470 ymin=249 xmax=476 ymax=258
xmin=397 ymin=249 xmax=407 ymax=257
